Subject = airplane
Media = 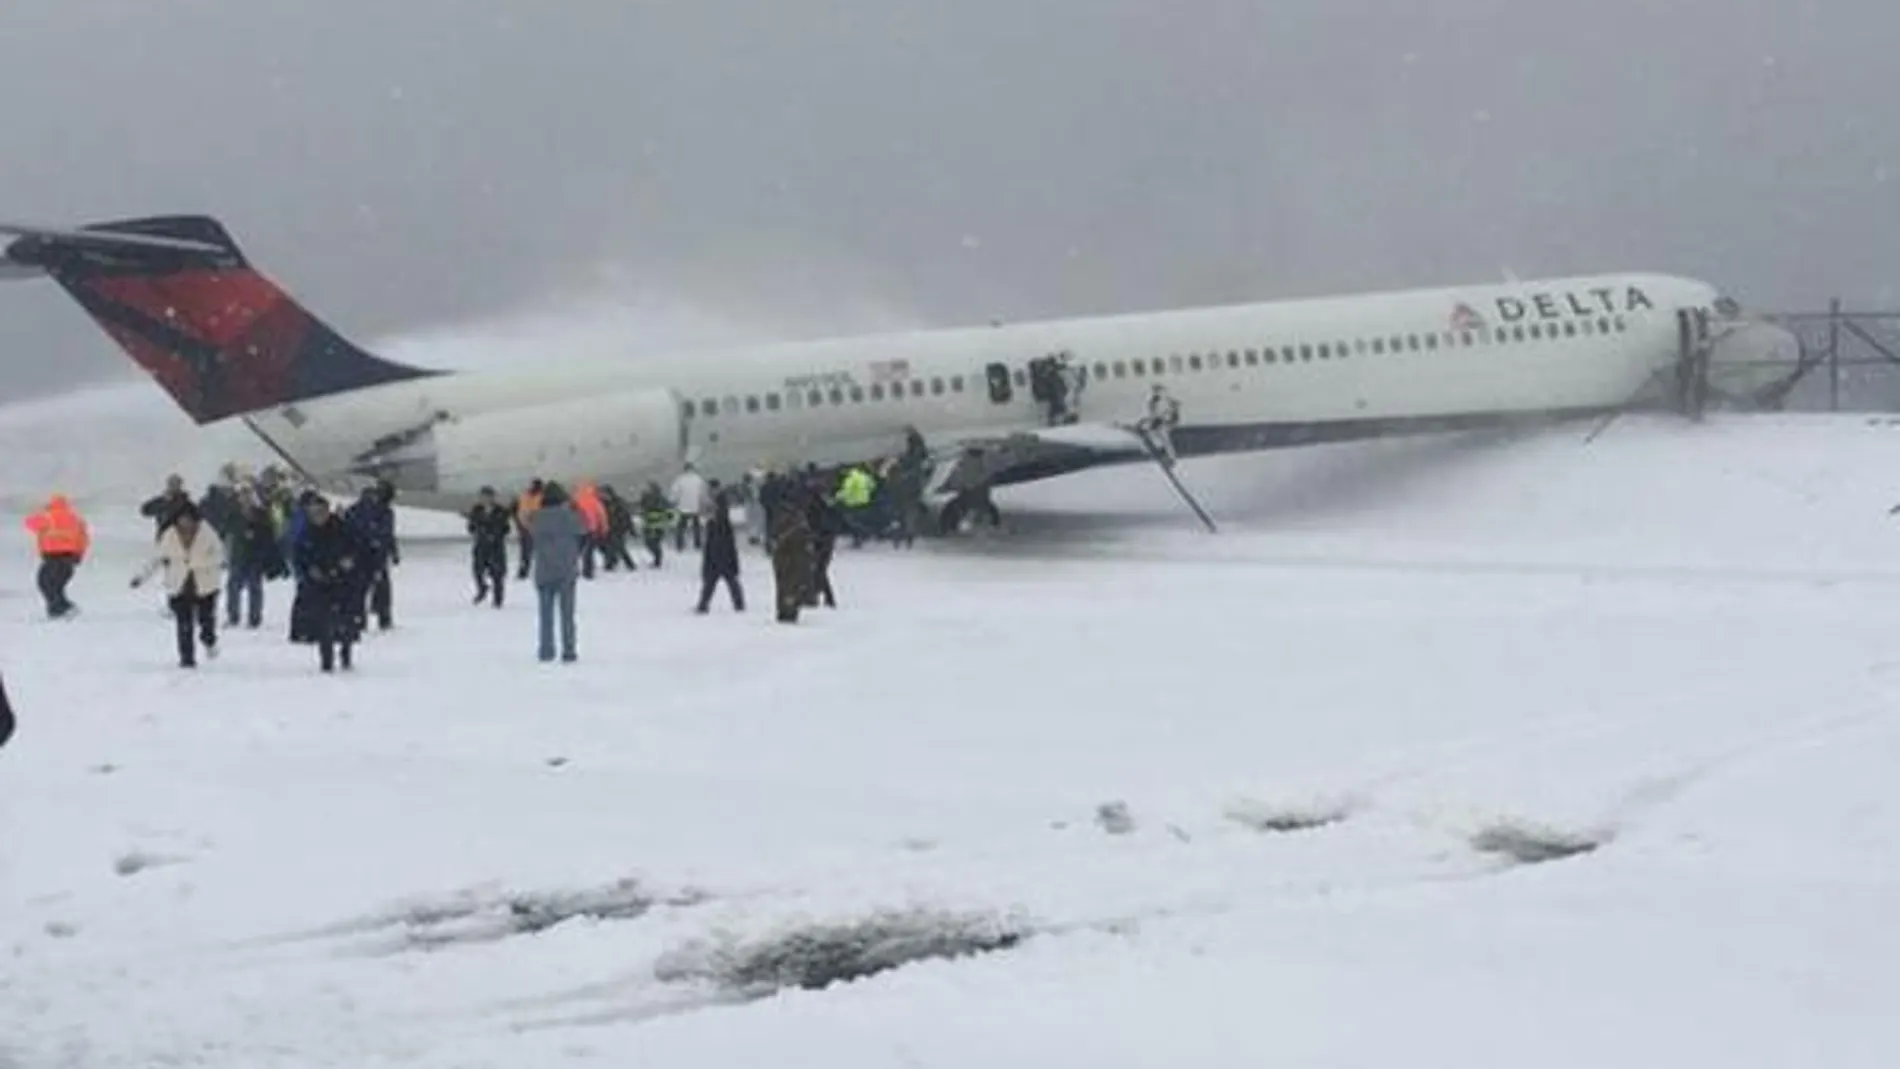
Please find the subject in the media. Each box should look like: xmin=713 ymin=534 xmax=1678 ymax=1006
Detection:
xmin=0 ymin=214 xmax=1802 ymax=528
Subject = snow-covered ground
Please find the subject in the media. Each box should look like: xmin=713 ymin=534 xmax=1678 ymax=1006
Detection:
xmin=4 ymin=385 xmax=1900 ymax=1067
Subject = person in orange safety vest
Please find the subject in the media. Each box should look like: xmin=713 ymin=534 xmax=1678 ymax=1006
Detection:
xmin=24 ymin=494 xmax=89 ymax=619
xmin=571 ymin=481 xmax=608 ymax=580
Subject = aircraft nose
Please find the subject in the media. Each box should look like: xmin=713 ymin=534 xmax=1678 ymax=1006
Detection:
xmin=1707 ymin=319 xmax=1803 ymax=400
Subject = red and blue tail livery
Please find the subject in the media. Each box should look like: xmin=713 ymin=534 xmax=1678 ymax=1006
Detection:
xmin=1 ymin=215 xmax=433 ymax=423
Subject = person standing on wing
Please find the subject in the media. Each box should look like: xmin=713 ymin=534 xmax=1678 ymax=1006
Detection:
xmin=527 ymin=482 xmax=584 ymax=663
xmin=131 ymin=504 xmax=225 ymax=669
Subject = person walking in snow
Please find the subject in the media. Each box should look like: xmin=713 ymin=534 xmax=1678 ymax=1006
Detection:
xmin=0 ymin=671 xmax=14 ymax=752
xmin=290 ymin=493 xmax=367 ymax=673
xmin=344 ymin=481 xmax=398 ymax=632
xmin=466 ymin=486 xmax=513 ymax=606
xmin=669 ymin=462 xmax=709 ymax=550
xmin=695 ymin=492 xmax=745 ymax=614
xmin=527 ymin=482 xmax=585 ymax=663
xmin=24 ymin=493 xmax=88 ymax=620
xmin=131 ymin=504 xmax=225 ymax=669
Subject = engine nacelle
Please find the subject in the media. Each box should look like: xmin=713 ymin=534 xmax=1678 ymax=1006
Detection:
xmin=365 ymin=389 xmax=685 ymax=498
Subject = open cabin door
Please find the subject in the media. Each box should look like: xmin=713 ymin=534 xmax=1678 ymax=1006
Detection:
xmin=985 ymin=362 xmax=1013 ymax=405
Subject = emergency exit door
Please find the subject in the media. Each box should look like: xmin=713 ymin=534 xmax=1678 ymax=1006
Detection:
xmin=985 ymin=362 xmax=1013 ymax=404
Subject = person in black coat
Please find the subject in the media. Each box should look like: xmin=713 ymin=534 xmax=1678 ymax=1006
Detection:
xmin=140 ymin=474 xmax=194 ymax=539
xmin=804 ymin=489 xmax=840 ymax=609
xmin=0 ymin=671 xmax=15 ymax=751
xmin=695 ymin=493 xmax=745 ymax=614
xmin=344 ymin=482 xmax=399 ymax=631
xmin=290 ymin=494 xmax=367 ymax=673
xmin=225 ymin=490 xmax=282 ymax=628
xmin=466 ymin=486 xmax=513 ymax=606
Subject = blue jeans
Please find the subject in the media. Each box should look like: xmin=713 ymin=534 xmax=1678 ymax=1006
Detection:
xmin=536 ymin=579 xmax=577 ymax=662
xmin=226 ymin=566 xmax=263 ymax=627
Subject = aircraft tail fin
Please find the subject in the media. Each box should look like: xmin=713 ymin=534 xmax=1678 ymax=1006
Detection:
xmin=1 ymin=215 xmax=436 ymax=424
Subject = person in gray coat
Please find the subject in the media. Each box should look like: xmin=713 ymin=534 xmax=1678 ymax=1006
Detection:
xmin=527 ymin=481 xmax=585 ymax=663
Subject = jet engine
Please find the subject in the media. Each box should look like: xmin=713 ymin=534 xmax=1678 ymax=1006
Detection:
xmin=358 ymin=389 xmax=686 ymax=498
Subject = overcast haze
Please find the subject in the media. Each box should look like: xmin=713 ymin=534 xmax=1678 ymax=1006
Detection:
xmin=2 ymin=0 xmax=1896 ymax=398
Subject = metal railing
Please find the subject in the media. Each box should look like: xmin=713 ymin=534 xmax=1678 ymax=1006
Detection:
xmin=1762 ymin=303 xmax=1900 ymax=412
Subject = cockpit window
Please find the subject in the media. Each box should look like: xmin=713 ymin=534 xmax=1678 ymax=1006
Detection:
xmin=1713 ymin=295 xmax=1742 ymax=318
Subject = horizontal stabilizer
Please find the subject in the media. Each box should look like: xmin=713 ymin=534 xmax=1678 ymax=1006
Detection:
xmin=0 ymin=220 xmax=228 ymax=256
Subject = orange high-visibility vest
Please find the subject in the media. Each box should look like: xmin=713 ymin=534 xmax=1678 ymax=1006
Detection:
xmin=25 ymin=497 xmax=89 ymax=557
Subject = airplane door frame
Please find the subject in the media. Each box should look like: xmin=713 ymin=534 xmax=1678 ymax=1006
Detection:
xmin=985 ymin=362 xmax=1013 ymax=405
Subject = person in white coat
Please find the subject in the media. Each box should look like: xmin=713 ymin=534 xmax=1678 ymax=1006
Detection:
xmin=132 ymin=504 xmax=227 ymax=668
xmin=668 ymin=463 xmax=709 ymax=551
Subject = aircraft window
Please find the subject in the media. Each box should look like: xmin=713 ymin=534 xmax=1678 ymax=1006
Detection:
xmin=951 ymin=375 xmax=965 ymax=392
xmin=1371 ymin=338 xmax=1385 ymax=354
xmin=1355 ymin=339 xmax=1368 ymax=356
xmin=849 ymin=386 xmax=864 ymax=403
xmin=786 ymin=390 xmax=802 ymax=409
xmin=910 ymin=380 xmax=925 ymax=396
xmin=1170 ymin=355 xmax=1185 ymax=373
xmin=1402 ymin=335 xmax=1416 ymax=351
xmin=1093 ymin=362 xmax=1109 ymax=379
xmin=1425 ymin=334 xmax=1438 ymax=350
xmin=1563 ymin=321 xmax=1577 ymax=337
xmin=1597 ymin=317 xmax=1610 ymax=334
xmin=808 ymin=389 xmax=823 ymax=406
xmin=1280 ymin=346 xmax=1295 ymax=363
xmin=1189 ymin=354 xmax=1203 ymax=371
xmin=869 ymin=384 xmax=884 ymax=401
xmin=720 ymin=396 xmax=738 ymax=415
xmin=1226 ymin=352 xmax=1239 ymax=368
xmin=1614 ymin=316 xmax=1627 ymax=332
xmin=681 ymin=401 xmax=695 ymax=421
xmin=766 ymin=393 xmax=781 ymax=411
xmin=1244 ymin=349 xmax=1258 ymax=366
xmin=1112 ymin=360 xmax=1127 ymax=377
xmin=931 ymin=377 xmax=945 ymax=395
xmin=1263 ymin=348 xmax=1277 ymax=364
xmin=1317 ymin=343 xmax=1331 ymax=360
xmin=700 ymin=398 xmax=717 ymax=417
xmin=1388 ymin=336 xmax=1402 ymax=352
xmin=1461 ymin=331 xmax=1475 ymax=346
xmin=1300 ymin=344 xmax=1313 ymax=362
xmin=1529 ymin=324 xmax=1542 ymax=340
xmin=1512 ymin=326 xmax=1526 ymax=342
xmin=1131 ymin=359 xmax=1146 ymax=375
xmin=1336 ymin=340 xmax=1350 ymax=357
xmin=745 ymin=396 xmax=760 ymax=413
xmin=824 ymin=388 xmax=841 ymax=405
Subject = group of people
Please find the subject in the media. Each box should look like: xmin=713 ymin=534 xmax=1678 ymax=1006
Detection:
xmin=20 ymin=443 xmax=935 ymax=673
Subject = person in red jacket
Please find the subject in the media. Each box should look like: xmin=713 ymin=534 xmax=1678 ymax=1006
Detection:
xmin=24 ymin=494 xmax=89 ymax=619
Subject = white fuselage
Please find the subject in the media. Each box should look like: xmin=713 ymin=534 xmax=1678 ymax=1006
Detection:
xmin=237 ymin=272 xmax=1783 ymax=510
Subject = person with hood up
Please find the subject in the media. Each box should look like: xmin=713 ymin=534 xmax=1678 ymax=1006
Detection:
xmin=131 ymin=503 xmax=225 ymax=668
xmin=527 ymin=481 xmax=585 ymax=663
xmin=24 ymin=493 xmax=88 ymax=619
xmin=695 ymin=491 xmax=745 ymax=614
xmin=290 ymin=493 xmax=366 ymax=673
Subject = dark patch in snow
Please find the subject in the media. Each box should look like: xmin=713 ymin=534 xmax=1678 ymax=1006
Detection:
xmin=1223 ymin=799 xmax=1351 ymax=834
xmin=1470 ymin=822 xmax=1608 ymax=865
xmin=113 ymin=850 xmax=188 ymax=877
xmin=1095 ymin=801 xmax=1136 ymax=835
xmin=656 ymin=909 xmax=1030 ymax=996
xmin=90 ymin=763 xmax=118 ymax=775
xmin=545 ymin=756 xmax=569 ymax=768
xmin=43 ymin=921 xmax=77 ymax=939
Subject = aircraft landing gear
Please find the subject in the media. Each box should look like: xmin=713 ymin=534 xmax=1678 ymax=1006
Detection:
xmin=935 ymin=487 xmax=1003 ymax=534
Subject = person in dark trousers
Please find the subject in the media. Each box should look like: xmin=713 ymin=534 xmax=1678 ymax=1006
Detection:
xmin=344 ymin=482 xmax=398 ymax=632
xmin=224 ymin=488 xmax=280 ymax=628
xmin=466 ymin=486 xmax=512 ymax=606
xmin=770 ymin=487 xmax=814 ymax=623
xmin=805 ymin=489 xmax=840 ymax=609
xmin=758 ymin=471 xmax=788 ymax=553
xmin=0 ymin=672 xmax=14 ymax=752
xmin=140 ymin=474 xmax=193 ymax=539
xmin=696 ymin=493 xmax=745 ymax=614
xmin=514 ymin=478 xmax=545 ymax=580
xmin=598 ymin=485 xmax=638 ymax=572
xmin=527 ymin=482 xmax=584 ymax=663
xmin=290 ymin=494 xmax=366 ymax=673
xmin=637 ymin=482 xmax=673 ymax=568
xmin=132 ymin=504 xmax=225 ymax=668
xmin=24 ymin=493 xmax=88 ymax=619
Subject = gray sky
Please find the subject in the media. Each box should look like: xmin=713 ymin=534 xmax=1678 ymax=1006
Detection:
xmin=3 ymin=0 xmax=1896 ymax=397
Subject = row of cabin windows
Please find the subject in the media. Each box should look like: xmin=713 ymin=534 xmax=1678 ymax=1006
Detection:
xmin=684 ymin=316 xmax=1630 ymax=421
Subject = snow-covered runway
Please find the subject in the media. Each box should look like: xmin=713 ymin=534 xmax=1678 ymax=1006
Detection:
xmin=4 ymin=390 xmax=1899 ymax=1067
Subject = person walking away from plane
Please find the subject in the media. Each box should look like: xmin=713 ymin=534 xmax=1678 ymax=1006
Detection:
xmin=637 ymin=482 xmax=675 ymax=567
xmin=140 ymin=474 xmax=193 ymax=540
xmin=24 ymin=493 xmax=88 ymax=620
xmin=734 ymin=470 xmax=765 ymax=547
xmin=669 ymin=462 xmax=708 ymax=550
xmin=597 ymin=485 xmax=638 ymax=572
xmin=131 ymin=504 xmax=225 ymax=669
xmin=291 ymin=493 xmax=366 ymax=673
xmin=806 ymin=486 xmax=841 ymax=609
xmin=758 ymin=469 xmax=789 ymax=554
xmin=466 ymin=486 xmax=513 ymax=606
xmin=198 ymin=468 xmax=243 ymax=546
xmin=696 ymin=491 xmax=745 ymax=614
xmin=344 ymin=482 xmax=398 ymax=632
xmin=770 ymin=485 xmax=815 ymax=624
xmin=571 ymin=480 xmax=608 ymax=580
xmin=527 ymin=481 xmax=584 ymax=663
xmin=224 ymin=487 xmax=281 ymax=629
xmin=513 ymin=478 xmax=545 ymax=580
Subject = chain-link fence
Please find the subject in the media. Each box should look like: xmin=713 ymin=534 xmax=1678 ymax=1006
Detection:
xmin=1763 ymin=306 xmax=1900 ymax=412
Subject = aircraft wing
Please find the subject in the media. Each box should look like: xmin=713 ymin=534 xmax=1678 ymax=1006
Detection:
xmin=926 ymin=421 xmax=1155 ymax=498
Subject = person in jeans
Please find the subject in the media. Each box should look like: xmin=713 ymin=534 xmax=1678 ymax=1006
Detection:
xmin=527 ymin=482 xmax=584 ymax=663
